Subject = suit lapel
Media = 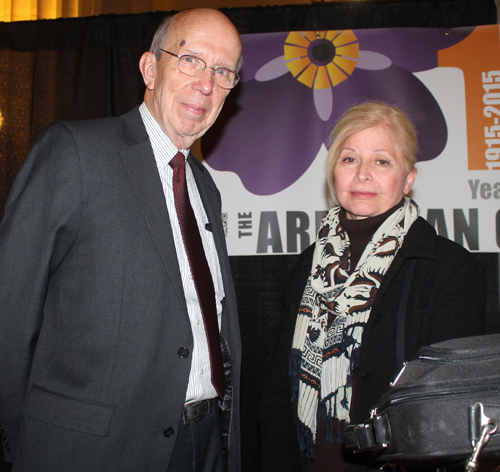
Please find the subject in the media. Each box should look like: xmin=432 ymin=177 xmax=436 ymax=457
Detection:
xmin=118 ymin=108 xmax=187 ymax=313
xmin=189 ymin=154 xmax=233 ymax=294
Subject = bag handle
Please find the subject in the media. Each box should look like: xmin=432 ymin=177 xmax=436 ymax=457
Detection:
xmin=343 ymin=414 xmax=391 ymax=452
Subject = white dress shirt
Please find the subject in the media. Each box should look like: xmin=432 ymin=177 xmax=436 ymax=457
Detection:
xmin=139 ymin=103 xmax=224 ymax=402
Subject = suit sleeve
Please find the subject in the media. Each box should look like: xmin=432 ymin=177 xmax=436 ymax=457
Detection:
xmin=0 ymin=122 xmax=81 ymax=463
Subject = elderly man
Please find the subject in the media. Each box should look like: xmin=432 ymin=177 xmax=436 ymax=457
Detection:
xmin=0 ymin=8 xmax=242 ymax=472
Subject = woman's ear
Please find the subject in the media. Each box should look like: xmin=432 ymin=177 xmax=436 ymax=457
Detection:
xmin=404 ymin=168 xmax=417 ymax=195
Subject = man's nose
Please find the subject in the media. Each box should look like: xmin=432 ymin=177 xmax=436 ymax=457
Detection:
xmin=193 ymin=67 xmax=214 ymax=95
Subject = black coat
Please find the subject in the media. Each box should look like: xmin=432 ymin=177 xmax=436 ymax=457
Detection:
xmin=260 ymin=216 xmax=487 ymax=472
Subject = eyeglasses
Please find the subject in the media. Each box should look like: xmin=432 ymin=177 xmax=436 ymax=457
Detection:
xmin=160 ymin=49 xmax=240 ymax=90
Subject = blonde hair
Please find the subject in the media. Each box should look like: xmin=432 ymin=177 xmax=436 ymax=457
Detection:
xmin=325 ymin=101 xmax=417 ymax=199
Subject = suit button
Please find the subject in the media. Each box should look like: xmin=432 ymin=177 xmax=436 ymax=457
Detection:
xmin=164 ymin=427 xmax=175 ymax=438
xmin=178 ymin=347 xmax=189 ymax=359
xmin=362 ymin=372 xmax=371 ymax=383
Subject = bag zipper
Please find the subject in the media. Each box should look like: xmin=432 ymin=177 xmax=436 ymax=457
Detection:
xmin=376 ymin=384 xmax=500 ymax=413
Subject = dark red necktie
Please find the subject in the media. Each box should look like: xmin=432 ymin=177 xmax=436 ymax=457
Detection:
xmin=169 ymin=152 xmax=224 ymax=398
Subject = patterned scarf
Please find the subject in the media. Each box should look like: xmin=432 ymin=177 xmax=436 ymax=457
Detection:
xmin=290 ymin=198 xmax=419 ymax=459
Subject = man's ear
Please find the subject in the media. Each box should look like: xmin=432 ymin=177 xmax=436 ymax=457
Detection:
xmin=139 ymin=52 xmax=156 ymax=90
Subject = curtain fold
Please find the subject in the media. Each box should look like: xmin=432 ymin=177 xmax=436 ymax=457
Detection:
xmin=2 ymin=0 xmax=71 ymax=21
xmin=0 ymin=2 xmax=498 ymax=471
xmin=1 ymin=0 xmax=172 ymax=22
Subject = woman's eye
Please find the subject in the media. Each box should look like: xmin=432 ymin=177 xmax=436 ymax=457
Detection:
xmin=377 ymin=159 xmax=389 ymax=166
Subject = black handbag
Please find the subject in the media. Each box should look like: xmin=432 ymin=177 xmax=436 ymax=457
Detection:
xmin=343 ymin=334 xmax=500 ymax=470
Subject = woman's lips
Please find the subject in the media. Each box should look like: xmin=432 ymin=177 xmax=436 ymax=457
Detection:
xmin=351 ymin=191 xmax=377 ymax=198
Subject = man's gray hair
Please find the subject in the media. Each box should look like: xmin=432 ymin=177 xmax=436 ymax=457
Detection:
xmin=150 ymin=16 xmax=174 ymax=61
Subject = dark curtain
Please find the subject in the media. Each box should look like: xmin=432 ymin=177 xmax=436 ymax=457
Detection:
xmin=0 ymin=2 xmax=498 ymax=471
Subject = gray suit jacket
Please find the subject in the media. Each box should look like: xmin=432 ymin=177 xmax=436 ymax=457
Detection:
xmin=0 ymin=107 xmax=241 ymax=471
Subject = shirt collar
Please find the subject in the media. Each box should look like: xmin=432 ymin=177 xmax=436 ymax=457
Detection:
xmin=139 ymin=102 xmax=189 ymax=168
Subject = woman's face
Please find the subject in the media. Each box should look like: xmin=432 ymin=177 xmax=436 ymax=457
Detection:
xmin=333 ymin=126 xmax=416 ymax=220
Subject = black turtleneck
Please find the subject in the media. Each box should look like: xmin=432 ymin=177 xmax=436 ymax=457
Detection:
xmin=339 ymin=199 xmax=405 ymax=275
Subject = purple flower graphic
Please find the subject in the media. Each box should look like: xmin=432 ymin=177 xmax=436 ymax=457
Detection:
xmin=201 ymin=28 xmax=475 ymax=196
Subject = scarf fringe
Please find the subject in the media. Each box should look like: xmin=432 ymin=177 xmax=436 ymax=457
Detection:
xmin=298 ymin=422 xmax=317 ymax=461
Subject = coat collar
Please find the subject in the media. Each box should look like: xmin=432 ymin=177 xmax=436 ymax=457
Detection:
xmin=119 ymin=106 xmax=150 ymax=146
xmin=118 ymin=107 xmax=187 ymax=314
xmin=188 ymin=153 xmax=232 ymax=298
xmin=370 ymin=216 xmax=437 ymax=317
xmin=117 ymin=107 xmax=228 ymax=320
xmin=392 ymin=217 xmax=438 ymax=261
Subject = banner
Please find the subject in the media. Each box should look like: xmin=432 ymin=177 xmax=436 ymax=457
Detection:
xmin=197 ymin=26 xmax=500 ymax=255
